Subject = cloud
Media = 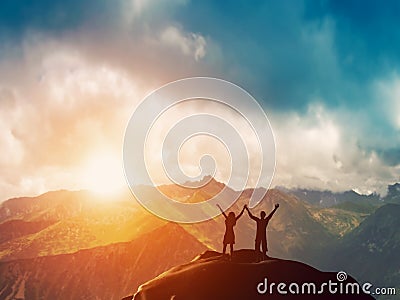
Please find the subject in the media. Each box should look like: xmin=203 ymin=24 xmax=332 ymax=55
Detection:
xmin=141 ymin=98 xmax=265 ymax=190
xmin=160 ymin=26 xmax=206 ymax=61
xmin=0 ymin=0 xmax=218 ymax=200
xmin=0 ymin=0 xmax=400 ymax=201
xmin=373 ymin=73 xmax=400 ymax=130
xmin=0 ymin=41 xmax=139 ymax=198
xmin=174 ymin=1 xmax=344 ymax=110
xmin=270 ymin=103 xmax=399 ymax=195
xmin=169 ymin=0 xmax=400 ymax=194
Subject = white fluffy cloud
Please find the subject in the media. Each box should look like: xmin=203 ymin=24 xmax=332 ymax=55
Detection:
xmin=0 ymin=0 xmax=214 ymax=200
xmin=160 ymin=26 xmax=207 ymax=61
xmin=270 ymin=103 xmax=399 ymax=195
xmin=0 ymin=42 xmax=139 ymax=199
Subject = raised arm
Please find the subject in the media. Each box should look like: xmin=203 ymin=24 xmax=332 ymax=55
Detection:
xmin=267 ymin=203 xmax=279 ymax=219
xmin=235 ymin=206 xmax=246 ymax=221
xmin=216 ymin=204 xmax=227 ymax=219
xmin=245 ymin=205 xmax=258 ymax=221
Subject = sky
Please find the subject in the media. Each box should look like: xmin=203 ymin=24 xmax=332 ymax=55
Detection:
xmin=0 ymin=0 xmax=400 ymax=200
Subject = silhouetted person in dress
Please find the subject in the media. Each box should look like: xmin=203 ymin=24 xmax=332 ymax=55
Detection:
xmin=217 ymin=204 xmax=246 ymax=258
xmin=245 ymin=203 xmax=279 ymax=261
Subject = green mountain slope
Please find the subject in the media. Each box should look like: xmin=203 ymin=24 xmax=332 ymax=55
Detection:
xmin=322 ymin=204 xmax=400 ymax=298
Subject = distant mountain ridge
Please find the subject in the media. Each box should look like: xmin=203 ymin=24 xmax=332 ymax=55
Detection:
xmin=279 ymin=187 xmax=381 ymax=208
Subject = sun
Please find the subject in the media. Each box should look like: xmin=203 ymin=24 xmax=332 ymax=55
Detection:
xmin=80 ymin=151 xmax=126 ymax=197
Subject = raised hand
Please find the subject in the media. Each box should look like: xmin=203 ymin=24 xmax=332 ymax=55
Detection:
xmin=217 ymin=204 xmax=227 ymax=218
xmin=275 ymin=203 xmax=279 ymax=208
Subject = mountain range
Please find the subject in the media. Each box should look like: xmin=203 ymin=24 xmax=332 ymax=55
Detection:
xmin=0 ymin=178 xmax=399 ymax=299
xmin=321 ymin=203 xmax=400 ymax=291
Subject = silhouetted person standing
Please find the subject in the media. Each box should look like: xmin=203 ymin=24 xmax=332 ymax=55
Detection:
xmin=245 ymin=203 xmax=279 ymax=261
xmin=217 ymin=204 xmax=245 ymax=259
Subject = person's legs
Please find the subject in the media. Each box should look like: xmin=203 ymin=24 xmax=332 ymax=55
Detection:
xmin=261 ymin=238 xmax=267 ymax=260
xmin=255 ymin=238 xmax=261 ymax=261
xmin=255 ymin=238 xmax=261 ymax=252
xmin=229 ymin=243 xmax=234 ymax=258
xmin=223 ymin=243 xmax=227 ymax=255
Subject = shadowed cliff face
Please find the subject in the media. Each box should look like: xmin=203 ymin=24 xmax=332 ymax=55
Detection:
xmin=131 ymin=250 xmax=375 ymax=300
xmin=323 ymin=204 xmax=400 ymax=293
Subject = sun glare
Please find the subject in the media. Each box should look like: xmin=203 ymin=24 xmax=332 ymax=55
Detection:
xmin=80 ymin=151 xmax=126 ymax=197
